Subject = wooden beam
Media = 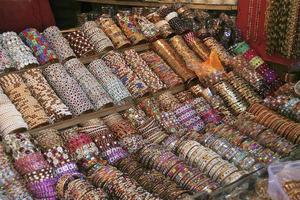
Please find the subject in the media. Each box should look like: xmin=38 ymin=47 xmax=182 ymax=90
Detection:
xmin=76 ymin=0 xmax=237 ymax=10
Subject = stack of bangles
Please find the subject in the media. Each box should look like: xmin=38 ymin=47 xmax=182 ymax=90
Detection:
xmin=231 ymin=42 xmax=282 ymax=90
xmin=136 ymin=144 xmax=220 ymax=193
xmin=264 ymin=95 xmax=300 ymax=122
xmin=207 ymin=124 xmax=280 ymax=164
xmin=88 ymin=162 xmax=159 ymax=199
xmin=226 ymin=72 xmax=262 ymax=104
xmin=103 ymin=51 xmax=149 ymax=98
xmin=123 ymin=106 xmax=169 ymax=144
xmin=1 ymin=32 xmax=39 ymax=70
xmin=63 ymin=130 xmax=99 ymax=161
xmin=135 ymin=15 xmax=160 ymax=41
xmin=115 ymin=12 xmax=146 ymax=45
xmin=43 ymin=63 xmax=94 ymax=116
xmin=232 ymin=112 xmax=295 ymax=155
xmin=161 ymin=9 xmax=190 ymax=35
xmin=0 ymin=73 xmax=49 ymax=129
xmin=64 ymin=58 xmax=113 ymax=109
xmin=81 ymin=21 xmax=114 ymax=54
xmin=137 ymin=97 xmax=185 ymax=134
xmin=247 ymin=103 xmax=300 ymax=144
xmin=175 ymin=140 xmax=246 ymax=185
xmin=97 ymin=17 xmax=131 ymax=49
xmin=0 ymin=88 xmax=28 ymax=135
xmin=116 ymin=156 xmax=192 ymax=200
xmin=183 ymin=32 xmax=210 ymax=61
xmin=201 ymin=133 xmax=261 ymax=172
xmin=0 ymin=142 xmax=33 ymax=200
xmin=190 ymin=84 xmax=234 ymax=120
xmin=19 ymin=28 xmax=57 ymax=65
xmin=103 ymin=113 xmax=144 ymax=153
xmin=140 ymin=50 xmax=183 ymax=87
xmin=43 ymin=26 xmax=76 ymax=62
xmin=212 ymin=80 xmax=249 ymax=115
xmin=158 ymin=92 xmax=205 ymax=132
xmin=146 ymin=12 xmax=175 ymax=38
xmin=65 ymin=30 xmax=95 ymax=57
xmin=124 ymin=49 xmax=165 ymax=93
xmin=35 ymin=129 xmax=79 ymax=177
xmin=56 ymin=173 xmax=107 ymax=200
xmin=188 ymin=97 xmax=223 ymax=125
xmin=22 ymin=68 xmax=72 ymax=123
xmin=231 ymin=56 xmax=271 ymax=97
xmin=87 ymin=59 xmax=132 ymax=104
xmin=151 ymin=39 xmax=196 ymax=82
xmin=79 ymin=118 xmax=129 ymax=164
xmin=170 ymin=35 xmax=203 ymax=73
xmin=3 ymin=132 xmax=57 ymax=199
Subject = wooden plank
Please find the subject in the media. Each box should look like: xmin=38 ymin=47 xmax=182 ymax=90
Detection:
xmin=28 ymin=83 xmax=190 ymax=133
xmin=28 ymin=103 xmax=133 ymax=134
xmin=76 ymin=0 xmax=237 ymax=10
xmin=61 ymin=28 xmax=79 ymax=33
xmin=134 ymin=83 xmax=187 ymax=104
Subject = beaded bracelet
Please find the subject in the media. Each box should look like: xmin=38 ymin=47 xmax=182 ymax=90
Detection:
xmin=19 ymin=28 xmax=57 ymax=64
xmin=65 ymin=30 xmax=95 ymax=57
xmin=1 ymin=32 xmax=38 ymax=70
xmin=124 ymin=49 xmax=165 ymax=93
xmin=103 ymin=51 xmax=149 ymax=98
xmin=64 ymin=58 xmax=113 ymax=109
xmin=81 ymin=21 xmax=114 ymax=55
xmin=87 ymin=59 xmax=131 ymax=104
xmin=140 ymin=50 xmax=183 ymax=87
xmin=43 ymin=63 xmax=94 ymax=116
xmin=22 ymin=68 xmax=72 ymax=123
xmin=97 ymin=17 xmax=131 ymax=49
xmin=43 ymin=26 xmax=76 ymax=62
xmin=115 ymin=12 xmax=146 ymax=45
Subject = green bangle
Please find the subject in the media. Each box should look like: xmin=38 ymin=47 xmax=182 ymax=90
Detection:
xmin=232 ymin=42 xmax=250 ymax=55
xmin=249 ymin=56 xmax=264 ymax=70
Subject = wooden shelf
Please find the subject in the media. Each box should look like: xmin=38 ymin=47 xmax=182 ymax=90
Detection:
xmin=28 ymin=103 xmax=133 ymax=135
xmin=77 ymin=0 xmax=238 ymax=10
xmin=2 ymin=41 xmax=186 ymax=134
xmin=80 ymin=43 xmax=151 ymax=64
xmin=28 ymin=83 xmax=189 ymax=134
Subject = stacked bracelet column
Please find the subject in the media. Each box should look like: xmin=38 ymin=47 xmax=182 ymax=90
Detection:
xmin=87 ymin=59 xmax=131 ymax=104
xmin=1 ymin=32 xmax=38 ymax=70
xmin=81 ymin=21 xmax=114 ymax=55
xmin=64 ymin=58 xmax=113 ymax=109
xmin=79 ymin=118 xmax=129 ymax=164
xmin=19 ymin=28 xmax=57 ymax=64
xmin=0 ymin=73 xmax=49 ymax=129
xmin=103 ymin=51 xmax=149 ymax=98
xmin=43 ymin=63 xmax=94 ymax=116
xmin=43 ymin=26 xmax=76 ymax=62
xmin=0 ymin=88 xmax=28 ymax=136
xmin=22 ymin=68 xmax=72 ymax=123
xmin=3 ymin=132 xmax=57 ymax=200
xmin=0 ymin=142 xmax=33 ymax=200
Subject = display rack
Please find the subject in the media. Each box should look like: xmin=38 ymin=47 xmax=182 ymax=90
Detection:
xmin=0 ymin=41 xmax=159 ymax=134
xmin=77 ymin=0 xmax=238 ymax=10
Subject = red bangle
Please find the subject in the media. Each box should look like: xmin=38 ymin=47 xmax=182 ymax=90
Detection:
xmin=243 ymin=48 xmax=257 ymax=61
xmin=65 ymin=133 xmax=93 ymax=154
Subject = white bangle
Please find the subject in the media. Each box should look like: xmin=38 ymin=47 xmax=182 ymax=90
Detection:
xmin=165 ymin=12 xmax=178 ymax=22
